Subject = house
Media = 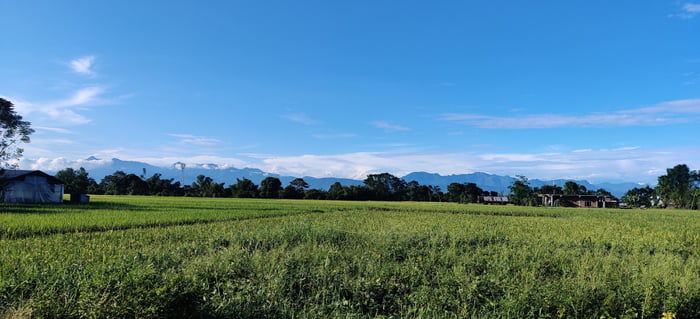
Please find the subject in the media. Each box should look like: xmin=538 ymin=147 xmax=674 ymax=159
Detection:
xmin=538 ymin=194 xmax=619 ymax=208
xmin=0 ymin=170 xmax=64 ymax=203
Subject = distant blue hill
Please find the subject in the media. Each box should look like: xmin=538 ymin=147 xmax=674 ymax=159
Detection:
xmin=52 ymin=158 xmax=641 ymax=198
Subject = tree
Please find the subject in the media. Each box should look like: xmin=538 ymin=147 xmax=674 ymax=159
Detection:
xmin=55 ymin=167 xmax=98 ymax=195
xmin=363 ymin=173 xmax=407 ymax=201
xmin=563 ymin=181 xmax=581 ymax=195
xmin=447 ymin=182 xmax=483 ymax=203
xmin=537 ymin=185 xmax=562 ymax=195
xmin=145 ymin=173 xmax=183 ymax=196
xmin=327 ymin=182 xmax=344 ymax=200
xmin=405 ymin=180 xmax=433 ymax=202
xmin=100 ymin=171 xmax=148 ymax=195
xmin=303 ymin=189 xmax=326 ymax=200
xmin=230 ymin=178 xmax=259 ymax=198
xmin=656 ymin=164 xmax=693 ymax=209
xmin=509 ymin=175 xmax=536 ymax=206
xmin=259 ymin=177 xmax=282 ymax=199
xmin=282 ymin=178 xmax=308 ymax=199
xmin=621 ymin=186 xmax=656 ymax=208
xmin=190 ymin=175 xmax=226 ymax=197
xmin=0 ymin=98 xmax=34 ymax=168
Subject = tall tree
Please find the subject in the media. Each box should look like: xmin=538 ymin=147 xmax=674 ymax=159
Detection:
xmin=656 ymin=164 xmax=692 ymax=208
xmin=259 ymin=177 xmax=282 ymax=199
xmin=0 ymin=98 xmax=34 ymax=168
xmin=327 ymin=182 xmax=344 ymax=200
xmin=509 ymin=175 xmax=536 ymax=206
xmin=621 ymin=186 xmax=656 ymax=208
xmin=55 ymin=167 xmax=97 ymax=195
xmin=363 ymin=173 xmax=406 ymax=201
xmin=229 ymin=178 xmax=259 ymax=198
xmin=281 ymin=178 xmax=309 ymax=199
xmin=563 ymin=181 xmax=581 ymax=195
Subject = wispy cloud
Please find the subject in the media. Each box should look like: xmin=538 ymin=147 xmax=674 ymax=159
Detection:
xmin=169 ymin=134 xmax=222 ymax=146
xmin=670 ymin=3 xmax=700 ymax=19
xmin=440 ymin=98 xmax=700 ymax=129
xmin=282 ymin=113 xmax=316 ymax=125
xmin=35 ymin=126 xmax=73 ymax=134
xmin=372 ymin=120 xmax=410 ymax=132
xmin=70 ymin=56 xmax=96 ymax=76
xmin=4 ymin=87 xmax=108 ymax=125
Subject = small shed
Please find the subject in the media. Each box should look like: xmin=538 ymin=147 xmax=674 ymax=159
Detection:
xmin=0 ymin=170 xmax=64 ymax=203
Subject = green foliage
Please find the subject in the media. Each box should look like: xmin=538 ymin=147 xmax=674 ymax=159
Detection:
xmin=229 ymin=178 xmax=259 ymax=198
xmin=0 ymin=98 xmax=33 ymax=168
xmin=1 ymin=197 xmax=700 ymax=318
xmin=54 ymin=167 xmax=97 ymax=194
xmin=509 ymin=175 xmax=536 ymax=206
xmin=364 ymin=173 xmax=407 ymax=201
xmin=447 ymin=182 xmax=483 ymax=203
xmin=622 ymin=186 xmax=657 ymax=208
xmin=259 ymin=177 xmax=282 ymax=198
xmin=656 ymin=164 xmax=698 ymax=209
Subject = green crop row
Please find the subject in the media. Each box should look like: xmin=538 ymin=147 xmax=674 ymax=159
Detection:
xmin=1 ymin=197 xmax=699 ymax=318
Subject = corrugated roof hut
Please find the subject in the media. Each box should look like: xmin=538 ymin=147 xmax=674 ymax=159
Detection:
xmin=0 ymin=170 xmax=64 ymax=203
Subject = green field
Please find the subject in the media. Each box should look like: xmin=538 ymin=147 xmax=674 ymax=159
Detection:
xmin=1 ymin=196 xmax=699 ymax=318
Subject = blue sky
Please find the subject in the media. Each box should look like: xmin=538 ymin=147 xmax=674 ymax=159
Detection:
xmin=2 ymin=1 xmax=699 ymax=184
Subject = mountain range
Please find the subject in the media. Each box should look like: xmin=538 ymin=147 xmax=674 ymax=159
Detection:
xmin=52 ymin=158 xmax=643 ymax=198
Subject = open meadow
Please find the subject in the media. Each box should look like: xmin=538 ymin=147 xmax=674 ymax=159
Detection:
xmin=1 ymin=196 xmax=699 ymax=318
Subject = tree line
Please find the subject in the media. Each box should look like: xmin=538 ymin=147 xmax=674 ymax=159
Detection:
xmin=507 ymin=164 xmax=700 ymax=209
xmin=54 ymin=163 xmax=699 ymax=209
xmin=54 ymin=169 xmax=502 ymax=203
xmin=621 ymin=164 xmax=700 ymax=209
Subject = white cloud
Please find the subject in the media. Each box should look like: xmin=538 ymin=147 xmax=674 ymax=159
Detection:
xmin=5 ymin=86 xmax=108 ymax=125
xmin=372 ymin=120 xmax=410 ymax=132
xmin=670 ymin=3 xmax=700 ymax=18
xmin=440 ymin=98 xmax=700 ymax=129
xmin=70 ymin=56 xmax=96 ymax=76
xmin=245 ymin=146 xmax=700 ymax=184
xmin=169 ymin=134 xmax=222 ymax=146
xmin=18 ymin=145 xmax=700 ymax=185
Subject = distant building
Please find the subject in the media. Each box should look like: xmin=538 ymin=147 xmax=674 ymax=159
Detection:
xmin=477 ymin=196 xmax=510 ymax=205
xmin=538 ymin=194 xmax=618 ymax=208
xmin=0 ymin=170 xmax=64 ymax=203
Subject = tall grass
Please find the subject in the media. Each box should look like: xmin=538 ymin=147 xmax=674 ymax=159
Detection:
xmin=1 ymin=197 xmax=699 ymax=318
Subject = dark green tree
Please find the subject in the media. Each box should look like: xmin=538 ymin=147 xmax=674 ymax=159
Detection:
xmin=447 ymin=182 xmax=483 ymax=203
xmin=100 ymin=171 xmax=148 ymax=195
xmin=656 ymin=164 xmax=693 ymax=208
xmin=145 ymin=173 xmax=183 ymax=196
xmin=229 ymin=178 xmax=259 ymax=198
xmin=303 ymin=189 xmax=327 ymax=200
xmin=509 ymin=175 xmax=536 ymax=206
xmin=405 ymin=180 xmax=433 ymax=201
xmin=282 ymin=178 xmax=309 ymax=199
xmin=621 ymin=186 xmax=656 ymax=208
xmin=259 ymin=177 xmax=282 ymax=198
xmin=327 ymin=182 xmax=344 ymax=200
xmin=537 ymin=185 xmax=562 ymax=195
xmin=0 ymin=98 xmax=34 ymax=168
xmin=363 ymin=173 xmax=406 ymax=201
xmin=190 ymin=175 xmax=226 ymax=197
xmin=55 ymin=167 xmax=96 ymax=195
xmin=563 ymin=181 xmax=582 ymax=195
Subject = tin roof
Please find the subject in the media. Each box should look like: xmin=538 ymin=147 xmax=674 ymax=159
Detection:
xmin=0 ymin=170 xmax=64 ymax=185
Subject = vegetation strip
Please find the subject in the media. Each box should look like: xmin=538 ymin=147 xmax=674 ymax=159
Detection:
xmin=2 ymin=196 xmax=699 ymax=318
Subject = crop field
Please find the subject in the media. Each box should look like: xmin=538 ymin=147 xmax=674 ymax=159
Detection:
xmin=1 ymin=196 xmax=699 ymax=318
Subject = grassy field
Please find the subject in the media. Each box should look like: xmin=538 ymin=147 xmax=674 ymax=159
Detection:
xmin=1 ymin=196 xmax=699 ymax=318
